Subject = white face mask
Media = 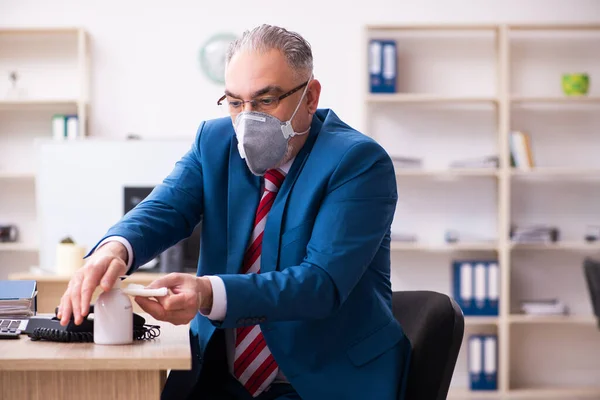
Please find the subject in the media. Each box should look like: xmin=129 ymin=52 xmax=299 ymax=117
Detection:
xmin=233 ymin=80 xmax=311 ymax=176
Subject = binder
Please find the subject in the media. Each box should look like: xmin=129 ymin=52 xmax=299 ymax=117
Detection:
xmin=468 ymin=335 xmax=483 ymax=390
xmin=468 ymin=334 xmax=498 ymax=391
xmin=474 ymin=262 xmax=486 ymax=311
xmin=52 ymin=114 xmax=67 ymax=140
xmin=66 ymin=115 xmax=79 ymax=140
xmin=487 ymin=262 xmax=499 ymax=316
xmin=456 ymin=262 xmax=473 ymax=311
xmin=381 ymin=41 xmax=397 ymax=92
xmin=452 ymin=260 xmax=499 ymax=316
xmin=369 ymin=39 xmax=396 ymax=93
xmin=483 ymin=335 xmax=498 ymax=390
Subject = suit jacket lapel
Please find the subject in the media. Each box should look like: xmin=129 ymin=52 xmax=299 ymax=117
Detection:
xmin=227 ymin=138 xmax=261 ymax=275
xmin=261 ymin=115 xmax=323 ymax=273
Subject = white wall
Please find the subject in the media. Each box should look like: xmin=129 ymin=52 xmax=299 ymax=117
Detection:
xmin=1 ymin=0 xmax=599 ymax=139
xmin=34 ymin=139 xmax=192 ymax=272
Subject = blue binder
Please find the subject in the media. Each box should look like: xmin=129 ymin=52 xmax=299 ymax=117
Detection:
xmin=469 ymin=334 xmax=498 ymax=391
xmin=368 ymin=39 xmax=397 ymax=93
xmin=452 ymin=260 xmax=499 ymax=316
xmin=468 ymin=335 xmax=483 ymax=390
xmin=482 ymin=335 xmax=498 ymax=390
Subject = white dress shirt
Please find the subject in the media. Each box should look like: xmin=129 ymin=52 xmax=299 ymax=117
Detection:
xmin=96 ymin=157 xmax=295 ymax=383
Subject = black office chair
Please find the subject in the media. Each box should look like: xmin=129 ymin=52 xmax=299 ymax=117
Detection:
xmin=392 ymin=291 xmax=465 ymax=400
xmin=583 ymin=257 xmax=600 ymax=328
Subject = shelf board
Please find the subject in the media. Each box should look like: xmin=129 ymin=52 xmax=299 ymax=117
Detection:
xmin=509 ymin=315 xmax=597 ymax=325
xmin=0 ymin=27 xmax=83 ymax=35
xmin=511 ymin=96 xmax=600 ymax=104
xmin=0 ymin=243 xmax=39 ymax=252
xmin=449 ymin=387 xmax=600 ymax=399
xmin=511 ymin=241 xmax=600 ymax=251
xmin=448 ymin=388 xmax=501 ymax=399
xmin=366 ymin=23 xmax=499 ymax=31
xmin=366 ymin=23 xmax=600 ymax=32
xmin=510 ymin=168 xmax=600 ymax=179
xmin=465 ymin=316 xmax=499 ymax=326
xmin=0 ymin=171 xmax=35 ymax=180
xmin=508 ymin=23 xmax=600 ymax=31
xmin=0 ymin=99 xmax=79 ymax=110
xmin=395 ymin=169 xmax=499 ymax=178
xmin=508 ymin=387 xmax=600 ymax=398
xmin=366 ymin=94 xmax=498 ymax=104
xmin=390 ymin=242 xmax=498 ymax=252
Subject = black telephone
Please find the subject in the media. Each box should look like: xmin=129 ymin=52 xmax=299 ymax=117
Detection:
xmin=26 ymin=305 xmax=161 ymax=343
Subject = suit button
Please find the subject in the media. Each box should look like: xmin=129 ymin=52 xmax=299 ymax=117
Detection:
xmin=259 ymin=317 xmax=266 ymax=323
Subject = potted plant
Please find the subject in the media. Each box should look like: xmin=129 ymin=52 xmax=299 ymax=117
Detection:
xmin=56 ymin=236 xmax=86 ymax=276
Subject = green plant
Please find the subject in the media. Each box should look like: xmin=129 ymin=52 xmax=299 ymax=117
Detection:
xmin=60 ymin=237 xmax=75 ymax=244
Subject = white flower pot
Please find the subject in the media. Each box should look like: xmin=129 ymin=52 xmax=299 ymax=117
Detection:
xmin=56 ymin=243 xmax=86 ymax=276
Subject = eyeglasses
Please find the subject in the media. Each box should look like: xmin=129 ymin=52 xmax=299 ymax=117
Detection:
xmin=217 ymin=80 xmax=309 ymax=114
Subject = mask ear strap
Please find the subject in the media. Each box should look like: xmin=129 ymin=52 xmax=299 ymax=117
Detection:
xmin=282 ymin=75 xmax=313 ymax=138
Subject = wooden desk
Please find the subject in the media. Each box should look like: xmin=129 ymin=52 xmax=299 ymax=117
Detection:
xmin=0 ymin=315 xmax=191 ymax=400
xmin=8 ymin=272 xmax=188 ymax=314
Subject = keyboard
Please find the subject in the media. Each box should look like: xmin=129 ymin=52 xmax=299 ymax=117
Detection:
xmin=0 ymin=319 xmax=28 ymax=334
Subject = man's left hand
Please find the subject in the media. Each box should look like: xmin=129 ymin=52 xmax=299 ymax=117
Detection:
xmin=134 ymin=273 xmax=213 ymax=325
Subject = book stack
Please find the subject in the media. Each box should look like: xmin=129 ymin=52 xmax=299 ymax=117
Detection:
xmin=390 ymin=156 xmax=422 ymax=170
xmin=390 ymin=232 xmax=418 ymax=242
xmin=510 ymin=225 xmax=559 ymax=244
xmin=510 ymin=130 xmax=535 ymax=170
xmin=521 ymin=299 xmax=569 ymax=316
xmin=0 ymin=280 xmax=37 ymax=318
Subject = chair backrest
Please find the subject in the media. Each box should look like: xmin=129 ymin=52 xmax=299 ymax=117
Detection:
xmin=583 ymin=257 xmax=600 ymax=328
xmin=392 ymin=291 xmax=465 ymax=400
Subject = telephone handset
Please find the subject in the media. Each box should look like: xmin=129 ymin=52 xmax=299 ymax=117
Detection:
xmin=27 ymin=305 xmax=161 ymax=343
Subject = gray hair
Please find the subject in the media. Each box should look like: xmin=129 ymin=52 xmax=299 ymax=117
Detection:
xmin=226 ymin=24 xmax=313 ymax=80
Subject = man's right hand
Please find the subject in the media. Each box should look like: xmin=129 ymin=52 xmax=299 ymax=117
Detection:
xmin=56 ymin=241 xmax=129 ymax=326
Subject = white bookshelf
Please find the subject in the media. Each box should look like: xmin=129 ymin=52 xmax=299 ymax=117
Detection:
xmin=366 ymin=23 xmax=600 ymax=398
xmin=0 ymin=28 xmax=90 ymax=278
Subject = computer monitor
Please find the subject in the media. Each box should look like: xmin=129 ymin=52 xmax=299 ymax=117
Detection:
xmin=583 ymin=257 xmax=600 ymax=329
xmin=123 ymin=186 xmax=200 ymax=273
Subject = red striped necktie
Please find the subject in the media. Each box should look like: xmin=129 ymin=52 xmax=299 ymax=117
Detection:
xmin=233 ymin=168 xmax=285 ymax=397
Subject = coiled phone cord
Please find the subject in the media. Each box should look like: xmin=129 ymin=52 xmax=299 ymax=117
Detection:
xmin=29 ymin=325 xmax=161 ymax=343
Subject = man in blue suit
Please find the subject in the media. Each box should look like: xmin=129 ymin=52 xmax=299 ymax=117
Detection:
xmin=57 ymin=24 xmax=411 ymax=400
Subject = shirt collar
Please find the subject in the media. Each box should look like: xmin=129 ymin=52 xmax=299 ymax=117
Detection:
xmin=278 ymin=157 xmax=294 ymax=175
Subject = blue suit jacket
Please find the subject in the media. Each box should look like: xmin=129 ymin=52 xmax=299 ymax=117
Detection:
xmin=92 ymin=109 xmax=411 ymax=400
